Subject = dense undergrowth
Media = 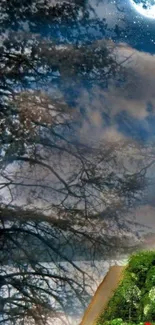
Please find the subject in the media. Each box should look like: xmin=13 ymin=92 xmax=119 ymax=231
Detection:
xmin=97 ymin=251 xmax=155 ymax=325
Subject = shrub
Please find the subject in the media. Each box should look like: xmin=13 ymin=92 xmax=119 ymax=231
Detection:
xmin=97 ymin=251 xmax=155 ymax=325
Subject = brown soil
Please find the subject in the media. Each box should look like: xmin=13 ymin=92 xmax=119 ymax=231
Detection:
xmin=80 ymin=265 xmax=126 ymax=325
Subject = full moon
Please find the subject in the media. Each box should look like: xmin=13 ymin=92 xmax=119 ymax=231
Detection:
xmin=130 ymin=0 xmax=155 ymax=19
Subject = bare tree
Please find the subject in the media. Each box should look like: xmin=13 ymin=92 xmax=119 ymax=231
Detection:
xmin=0 ymin=1 xmax=154 ymax=324
xmin=0 ymin=89 xmax=152 ymax=323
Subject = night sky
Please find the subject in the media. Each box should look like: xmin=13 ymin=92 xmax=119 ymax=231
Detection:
xmin=2 ymin=4 xmax=155 ymax=324
xmin=105 ymin=0 xmax=155 ymax=53
xmin=91 ymin=0 xmax=155 ymax=230
xmin=50 ymin=0 xmax=155 ymax=143
xmin=78 ymin=0 xmax=155 ymax=143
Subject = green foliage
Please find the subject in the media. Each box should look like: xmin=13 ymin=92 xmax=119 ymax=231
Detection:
xmin=97 ymin=251 xmax=155 ymax=325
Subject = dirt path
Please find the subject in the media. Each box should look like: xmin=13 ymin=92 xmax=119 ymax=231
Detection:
xmin=80 ymin=265 xmax=126 ymax=325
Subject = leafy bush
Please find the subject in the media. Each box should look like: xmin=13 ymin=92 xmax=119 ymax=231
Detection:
xmin=97 ymin=251 xmax=155 ymax=324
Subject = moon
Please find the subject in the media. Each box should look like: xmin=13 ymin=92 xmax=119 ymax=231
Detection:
xmin=130 ymin=0 xmax=155 ymax=19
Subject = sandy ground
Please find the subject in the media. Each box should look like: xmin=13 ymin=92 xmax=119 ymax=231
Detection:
xmin=80 ymin=265 xmax=126 ymax=325
xmin=45 ymin=260 xmax=128 ymax=324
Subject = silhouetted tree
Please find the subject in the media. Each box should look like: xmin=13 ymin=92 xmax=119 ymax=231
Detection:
xmin=0 ymin=1 xmax=153 ymax=324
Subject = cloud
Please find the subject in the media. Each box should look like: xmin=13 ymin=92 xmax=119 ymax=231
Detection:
xmin=133 ymin=204 xmax=155 ymax=233
xmin=97 ymin=41 xmax=155 ymax=120
xmin=77 ymin=41 xmax=155 ymax=144
xmin=112 ymin=43 xmax=155 ymax=118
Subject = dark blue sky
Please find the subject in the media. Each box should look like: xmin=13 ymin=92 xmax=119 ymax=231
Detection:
xmin=87 ymin=0 xmax=155 ymax=53
xmin=77 ymin=0 xmax=155 ymax=142
xmin=115 ymin=0 xmax=155 ymax=53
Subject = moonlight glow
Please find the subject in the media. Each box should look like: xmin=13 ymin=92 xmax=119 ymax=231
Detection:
xmin=130 ymin=0 xmax=155 ymax=19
